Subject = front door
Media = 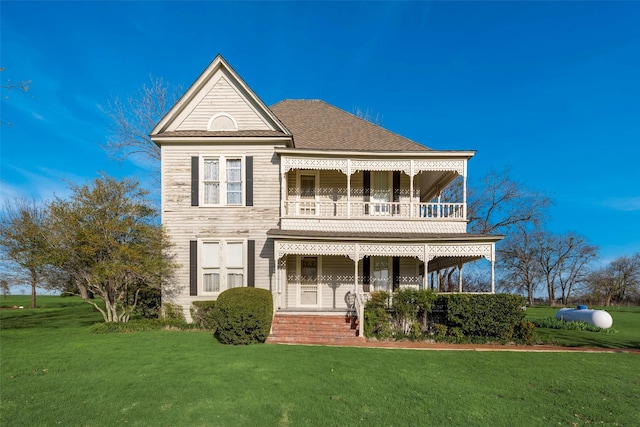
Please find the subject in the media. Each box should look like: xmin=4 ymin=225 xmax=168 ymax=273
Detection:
xmin=371 ymin=172 xmax=390 ymax=215
xmin=372 ymin=256 xmax=390 ymax=292
xmin=300 ymin=257 xmax=318 ymax=306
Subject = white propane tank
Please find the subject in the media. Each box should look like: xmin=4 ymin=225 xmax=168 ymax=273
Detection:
xmin=555 ymin=306 xmax=613 ymax=329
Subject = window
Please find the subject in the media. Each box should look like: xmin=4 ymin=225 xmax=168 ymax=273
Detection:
xmin=201 ymin=240 xmax=245 ymax=294
xmin=202 ymin=242 xmax=220 ymax=292
xmin=371 ymin=172 xmax=391 ymax=215
xmin=371 ymin=256 xmax=390 ymax=291
xmin=200 ymin=156 xmax=244 ymax=206
xmin=226 ymin=159 xmax=242 ymax=205
xmin=203 ymin=159 xmax=220 ymax=204
xmin=226 ymin=241 xmax=244 ymax=288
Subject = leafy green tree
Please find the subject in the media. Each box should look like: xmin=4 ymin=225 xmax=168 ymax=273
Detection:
xmin=48 ymin=176 xmax=175 ymax=322
xmin=0 ymin=198 xmax=51 ymax=308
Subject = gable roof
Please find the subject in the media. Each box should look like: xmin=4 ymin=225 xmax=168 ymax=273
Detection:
xmin=151 ymin=55 xmax=291 ymax=138
xmin=270 ymin=100 xmax=430 ymax=152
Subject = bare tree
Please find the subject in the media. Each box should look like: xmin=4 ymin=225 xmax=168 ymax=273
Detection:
xmin=468 ymin=168 xmax=551 ymax=235
xmin=498 ymin=224 xmax=542 ymax=305
xmin=533 ymin=231 xmax=598 ymax=306
xmin=100 ymin=76 xmax=182 ymax=169
xmin=1 ymin=67 xmax=31 ymax=126
xmin=586 ymin=254 xmax=640 ymax=306
xmin=352 ymin=107 xmax=384 ymax=126
xmin=0 ymin=198 xmax=51 ymax=308
xmin=437 ymin=168 xmax=551 ymax=292
xmin=554 ymin=232 xmax=598 ymax=305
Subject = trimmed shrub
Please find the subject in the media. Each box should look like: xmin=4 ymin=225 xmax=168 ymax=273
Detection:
xmin=161 ymin=302 xmax=186 ymax=323
xmin=192 ymin=300 xmax=217 ymax=331
xmin=513 ymin=321 xmax=536 ymax=344
xmin=364 ymin=291 xmax=393 ymax=339
xmin=392 ymin=288 xmax=436 ymax=336
xmin=432 ymin=294 xmax=527 ymax=340
xmin=213 ymin=287 xmax=273 ymax=345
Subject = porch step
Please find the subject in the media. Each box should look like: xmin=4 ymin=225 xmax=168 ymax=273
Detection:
xmin=267 ymin=314 xmax=364 ymax=345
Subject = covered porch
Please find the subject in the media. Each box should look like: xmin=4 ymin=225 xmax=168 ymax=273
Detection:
xmin=270 ymin=232 xmax=503 ymax=313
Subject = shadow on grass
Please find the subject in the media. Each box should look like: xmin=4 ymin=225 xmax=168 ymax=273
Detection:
xmin=0 ymin=297 xmax=103 ymax=330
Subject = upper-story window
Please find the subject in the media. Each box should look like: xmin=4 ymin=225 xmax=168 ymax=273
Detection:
xmin=201 ymin=156 xmax=243 ymax=206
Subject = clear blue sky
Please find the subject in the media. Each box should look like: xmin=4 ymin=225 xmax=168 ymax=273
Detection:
xmin=2 ymin=1 xmax=639 ymax=263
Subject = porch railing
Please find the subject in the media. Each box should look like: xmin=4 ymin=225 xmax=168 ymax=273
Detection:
xmin=284 ymin=201 xmax=465 ymax=219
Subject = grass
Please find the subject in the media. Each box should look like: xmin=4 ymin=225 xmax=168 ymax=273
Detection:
xmin=525 ymin=305 xmax=640 ymax=349
xmin=1 ymin=296 xmax=639 ymax=426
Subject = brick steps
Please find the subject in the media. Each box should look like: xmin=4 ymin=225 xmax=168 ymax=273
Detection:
xmin=267 ymin=314 xmax=363 ymax=344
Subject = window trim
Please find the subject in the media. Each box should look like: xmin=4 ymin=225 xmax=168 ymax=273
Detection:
xmin=200 ymin=155 xmax=245 ymax=207
xmin=199 ymin=238 xmax=247 ymax=295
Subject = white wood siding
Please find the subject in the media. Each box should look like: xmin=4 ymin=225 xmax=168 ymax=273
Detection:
xmin=174 ymin=75 xmax=273 ymax=131
xmin=162 ymin=143 xmax=283 ymax=319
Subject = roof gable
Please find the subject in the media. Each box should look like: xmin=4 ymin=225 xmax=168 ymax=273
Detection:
xmin=151 ymin=55 xmax=290 ymax=137
xmin=269 ymin=100 xmax=430 ymax=152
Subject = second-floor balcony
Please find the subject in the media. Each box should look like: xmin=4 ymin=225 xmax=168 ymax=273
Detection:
xmin=284 ymin=198 xmax=465 ymax=220
xmin=278 ymin=150 xmax=473 ymax=234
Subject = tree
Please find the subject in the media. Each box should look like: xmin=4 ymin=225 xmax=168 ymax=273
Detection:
xmin=1 ymin=67 xmax=31 ymax=126
xmin=468 ymin=168 xmax=551 ymax=235
xmin=48 ymin=176 xmax=176 ymax=322
xmin=498 ymin=224 xmax=542 ymax=306
xmin=554 ymin=233 xmax=598 ymax=305
xmin=586 ymin=254 xmax=640 ymax=306
xmin=533 ymin=231 xmax=598 ymax=306
xmin=439 ymin=168 xmax=551 ymax=292
xmin=0 ymin=198 xmax=51 ymax=308
xmin=100 ymin=77 xmax=182 ymax=169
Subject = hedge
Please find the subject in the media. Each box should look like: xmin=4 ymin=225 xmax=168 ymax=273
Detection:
xmin=431 ymin=294 xmax=527 ymax=340
xmin=213 ymin=287 xmax=273 ymax=345
xmin=364 ymin=291 xmax=531 ymax=343
xmin=191 ymin=300 xmax=217 ymax=331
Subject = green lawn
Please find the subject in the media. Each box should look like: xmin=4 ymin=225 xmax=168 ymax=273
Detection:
xmin=525 ymin=305 xmax=640 ymax=349
xmin=1 ymin=296 xmax=639 ymax=426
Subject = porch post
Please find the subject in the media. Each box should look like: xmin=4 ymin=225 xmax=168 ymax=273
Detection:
xmin=491 ymin=244 xmax=496 ymax=294
xmin=463 ymin=160 xmax=468 ymax=220
xmin=410 ymin=160 xmax=415 ymax=218
xmin=458 ymin=263 xmax=463 ymax=292
xmin=281 ymin=169 xmax=287 ymax=218
xmin=347 ymin=160 xmax=352 ymax=219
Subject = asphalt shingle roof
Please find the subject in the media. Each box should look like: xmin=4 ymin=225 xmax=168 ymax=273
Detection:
xmin=270 ymin=100 xmax=430 ymax=151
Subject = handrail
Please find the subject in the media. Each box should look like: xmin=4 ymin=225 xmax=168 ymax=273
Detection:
xmin=284 ymin=200 xmax=465 ymax=219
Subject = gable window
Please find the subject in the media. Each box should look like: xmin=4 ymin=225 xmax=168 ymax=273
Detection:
xmin=199 ymin=156 xmax=245 ymax=206
xmin=200 ymin=240 xmax=246 ymax=294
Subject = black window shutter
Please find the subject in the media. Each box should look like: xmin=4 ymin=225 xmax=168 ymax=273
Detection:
xmin=362 ymin=256 xmax=370 ymax=292
xmin=247 ymin=239 xmax=255 ymax=287
xmin=393 ymin=171 xmax=401 ymax=215
xmin=245 ymin=156 xmax=253 ymax=207
xmin=191 ymin=157 xmax=199 ymax=207
xmin=363 ymin=171 xmax=370 ymax=215
xmin=392 ymin=257 xmax=400 ymax=291
xmin=189 ymin=240 xmax=198 ymax=296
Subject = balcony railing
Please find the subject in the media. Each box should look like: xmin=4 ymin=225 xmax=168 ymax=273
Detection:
xmin=284 ymin=200 xmax=465 ymax=220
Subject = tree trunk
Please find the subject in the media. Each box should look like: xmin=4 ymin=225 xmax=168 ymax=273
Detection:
xmin=77 ymin=282 xmax=89 ymax=300
xmin=31 ymin=282 xmax=37 ymax=309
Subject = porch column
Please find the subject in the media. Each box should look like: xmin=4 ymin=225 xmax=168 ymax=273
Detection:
xmin=410 ymin=160 xmax=415 ymax=218
xmin=491 ymin=244 xmax=496 ymax=294
xmin=458 ymin=263 xmax=463 ymax=292
xmin=281 ymin=170 xmax=287 ymax=218
xmin=347 ymin=160 xmax=352 ymax=219
xmin=463 ymin=160 xmax=468 ymax=220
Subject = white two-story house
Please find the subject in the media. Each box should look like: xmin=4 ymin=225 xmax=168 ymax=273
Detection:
xmin=151 ymin=55 xmax=503 ymax=341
